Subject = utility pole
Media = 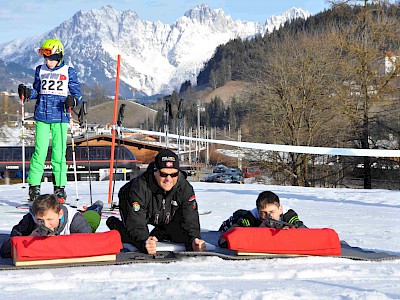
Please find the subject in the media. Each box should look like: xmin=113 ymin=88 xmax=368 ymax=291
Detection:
xmin=189 ymin=128 xmax=192 ymax=164
xmin=238 ymin=127 xmax=242 ymax=170
xmin=197 ymin=103 xmax=200 ymax=161
xmin=206 ymin=128 xmax=209 ymax=166
xmin=196 ymin=102 xmax=205 ymax=162
xmin=130 ymin=87 xmax=138 ymax=102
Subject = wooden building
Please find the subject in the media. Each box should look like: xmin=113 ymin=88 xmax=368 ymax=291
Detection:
xmin=71 ymin=134 xmax=167 ymax=164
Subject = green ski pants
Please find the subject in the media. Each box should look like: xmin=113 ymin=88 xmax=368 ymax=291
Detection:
xmin=28 ymin=121 xmax=69 ymax=187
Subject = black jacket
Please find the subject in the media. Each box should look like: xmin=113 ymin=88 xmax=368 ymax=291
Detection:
xmin=0 ymin=205 xmax=91 ymax=258
xmin=118 ymin=163 xmax=201 ymax=251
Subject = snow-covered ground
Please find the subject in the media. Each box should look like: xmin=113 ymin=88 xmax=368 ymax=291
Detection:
xmin=0 ymin=181 xmax=399 ymax=299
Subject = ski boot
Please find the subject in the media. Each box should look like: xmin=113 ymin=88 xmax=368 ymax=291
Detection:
xmin=86 ymin=200 xmax=104 ymax=215
xmin=83 ymin=201 xmax=104 ymax=233
xmin=54 ymin=186 xmax=67 ymax=204
xmin=28 ymin=185 xmax=41 ymax=202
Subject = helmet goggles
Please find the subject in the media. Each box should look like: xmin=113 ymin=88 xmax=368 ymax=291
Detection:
xmin=38 ymin=48 xmax=53 ymax=56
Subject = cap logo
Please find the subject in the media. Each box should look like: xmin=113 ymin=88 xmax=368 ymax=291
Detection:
xmin=162 ymin=156 xmax=176 ymax=162
xmin=166 ymin=162 xmax=173 ymax=167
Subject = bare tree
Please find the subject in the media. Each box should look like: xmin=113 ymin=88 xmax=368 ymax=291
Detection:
xmin=329 ymin=0 xmax=400 ymax=188
xmin=245 ymin=31 xmax=348 ymax=186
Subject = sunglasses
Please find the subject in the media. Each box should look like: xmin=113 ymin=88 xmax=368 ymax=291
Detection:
xmin=38 ymin=48 xmax=53 ymax=56
xmin=157 ymin=170 xmax=179 ymax=178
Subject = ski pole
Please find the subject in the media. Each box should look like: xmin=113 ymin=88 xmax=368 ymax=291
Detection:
xmin=20 ymin=93 xmax=26 ymax=188
xmin=79 ymin=102 xmax=92 ymax=204
xmin=111 ymin=103 xmax=126 ymax=209
xmin=164 ymin=97 xmax=173 ymax=148
xmin=69 ymin=107 xmax=79 ymax=204
xmin=177 ymin=98 xmax=184 ymax=159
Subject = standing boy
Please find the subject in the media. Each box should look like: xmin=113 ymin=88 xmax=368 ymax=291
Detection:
xmin=18 ymin=38 xmax=83 ymax=202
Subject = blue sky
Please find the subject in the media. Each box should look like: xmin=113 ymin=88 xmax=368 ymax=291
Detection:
xmin=0 ymin=0 xmax=330 ymax=44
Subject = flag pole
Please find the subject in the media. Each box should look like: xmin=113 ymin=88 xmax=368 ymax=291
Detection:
xmin=108 ymin=54 xmax=121 ymax=204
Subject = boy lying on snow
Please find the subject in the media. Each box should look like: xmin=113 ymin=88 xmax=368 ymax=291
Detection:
xmin=218 ymin=191 xmax=306 ymax=248
xmin=0 ymin=194 xmax=103 ymax=258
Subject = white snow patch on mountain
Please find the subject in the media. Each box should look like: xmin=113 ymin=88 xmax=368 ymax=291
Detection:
xmin=0 ymin=5 xmax=311 ymax=97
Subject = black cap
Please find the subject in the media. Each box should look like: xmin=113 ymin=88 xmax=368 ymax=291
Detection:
xmin=154 ymin=149 xmax=179 ymax=170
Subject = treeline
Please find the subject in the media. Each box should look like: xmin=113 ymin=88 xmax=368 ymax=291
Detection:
xmin=151 ymin=90 xmax=246 ymax=133
xmin=198 ymin=1 xmax=400 ymax=87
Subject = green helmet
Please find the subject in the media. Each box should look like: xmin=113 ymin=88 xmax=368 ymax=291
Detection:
xmin=38 ymin=38 xmax=64 ymax=56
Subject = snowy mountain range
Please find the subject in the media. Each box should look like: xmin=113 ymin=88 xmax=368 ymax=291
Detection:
xmin=0 ymin=5 xmax=310 ymax=98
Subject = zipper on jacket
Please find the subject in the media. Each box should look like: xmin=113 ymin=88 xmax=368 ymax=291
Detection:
xmin=155 ymin=214 xmax=159 ymax=225
xmin=171 ymin=200 xmax=179 ymax=217
xmin=162 ymin=198 xmax=166 ymax=224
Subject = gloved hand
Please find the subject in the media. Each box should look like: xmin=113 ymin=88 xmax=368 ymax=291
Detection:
xmin=218 ymin=216 xmax=234 ymax=232
xmin=64 ymin=95 xmax=76 ymax=108
xmin=18 ymin=84 xmax=30 ymax=100
xmin=36 ymin=220 xmax=55 ymax=236
xmin=285 ymin=209 xmax=306 ymax=228
xmin=238 ymin=217 xmax=251 ymax=227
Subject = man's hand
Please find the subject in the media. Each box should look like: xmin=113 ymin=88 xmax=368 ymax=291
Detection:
xmin=192 ymin=238 xmax=206 ymax=252
xmin=18 ymin=84 xmax=30 ymax=100
xmin=64 ymin=95 xmax=76 ymax=108
xmin=145 ymin=236 xmax=158 ymax=254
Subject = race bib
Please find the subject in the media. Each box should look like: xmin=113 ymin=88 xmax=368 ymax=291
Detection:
xmin=39 ymin=64 xmax=69 ymax=96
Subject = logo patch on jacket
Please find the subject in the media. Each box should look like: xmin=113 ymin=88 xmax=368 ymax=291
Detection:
xmin=132 ymin=202 xmax=140 ymax=212
xmin=188 ymin=195 xmax=196 ymax=202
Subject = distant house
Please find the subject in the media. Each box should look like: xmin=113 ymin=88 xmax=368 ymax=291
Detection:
xmin=385 ymin=50 xmax=398 ymax=75
xmin=72 ymin=134 xmax=166 ymax=164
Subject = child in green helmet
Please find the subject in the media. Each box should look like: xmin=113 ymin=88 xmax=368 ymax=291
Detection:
xmin=18 ymin=38 xmax=84 ymax=202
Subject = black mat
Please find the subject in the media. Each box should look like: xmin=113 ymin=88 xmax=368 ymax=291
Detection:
xmin=181 ymin=230 xmax=400 ymax=262
xmin=1 ymin=231 xmax=399 ymax=270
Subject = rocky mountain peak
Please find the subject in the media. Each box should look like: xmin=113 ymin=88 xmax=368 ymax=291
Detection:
xmin=0 ymin=5 xmax=311 ymax=99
